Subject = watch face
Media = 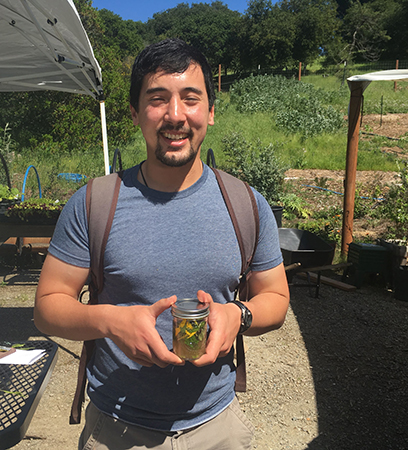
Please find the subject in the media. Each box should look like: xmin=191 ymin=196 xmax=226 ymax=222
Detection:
xmin=232 ymin=300 xmax=252 ymax=333
xmin=240 ymin=303 xmax=252 ymax=333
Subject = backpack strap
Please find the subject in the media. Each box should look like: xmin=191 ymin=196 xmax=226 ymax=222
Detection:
xmin=69 ymin=172 xmax=122 ymax=425
xmin=211 ymin=167 xmax=259 ymax=392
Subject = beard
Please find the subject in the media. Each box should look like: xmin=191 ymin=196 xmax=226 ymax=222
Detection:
xmin=154 ymin=128 xmax=201 ymax=167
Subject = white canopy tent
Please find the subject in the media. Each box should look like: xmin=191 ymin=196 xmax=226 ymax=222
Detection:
xmin=342 ymin=69 xmax=408 ymax=254
xmin=0 ymin=0 xmax=110 ymax=175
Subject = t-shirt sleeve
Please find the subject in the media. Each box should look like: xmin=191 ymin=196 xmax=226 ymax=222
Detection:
xmin=250 ymin=189 xmax=283 ymax=272
xmin=48 ymin=185 xmax=90 ymax=268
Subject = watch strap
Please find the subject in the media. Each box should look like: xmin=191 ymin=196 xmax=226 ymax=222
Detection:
xmin=230 ymin=300 xmax=253 ymax=334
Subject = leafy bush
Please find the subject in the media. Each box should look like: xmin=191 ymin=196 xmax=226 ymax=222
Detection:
xmin=229 ymin=74 xmax=345 ymax=138
xmin=296 ymin=213 xmax=343 ymax=244
xmin=381 ymin=162 xmax=408 ymax=240
xmin=220 ymin=131 xmax=287 ymax=205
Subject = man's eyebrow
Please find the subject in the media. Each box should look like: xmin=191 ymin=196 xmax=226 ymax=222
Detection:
xmin=145 ymin=87 xmax=167 ymax=95
xmin=145 ymin=87 xmax=204 ymax=95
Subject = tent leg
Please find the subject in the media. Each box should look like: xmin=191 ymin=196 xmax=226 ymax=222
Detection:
xmin=100 ymin=100 xmax=110 ymax=175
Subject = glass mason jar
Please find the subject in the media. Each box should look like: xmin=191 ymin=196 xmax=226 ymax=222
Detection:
xmin=171 ymin=298 xmax=210 ymax=360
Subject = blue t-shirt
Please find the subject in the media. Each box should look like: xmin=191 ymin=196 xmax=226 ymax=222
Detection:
xmin=49 ymin=163 xmax=282 ymax=431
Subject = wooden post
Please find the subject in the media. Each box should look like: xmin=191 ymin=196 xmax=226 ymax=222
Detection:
xmin=218 ymin=64 xmax=221 ymax=93
xmin=341 ymin=86 xmax=363 ymax=255
xmin=394 ymin=60 xmax=399 ymax=92
xmin=298 ymin=62 xmax=302 ymax=81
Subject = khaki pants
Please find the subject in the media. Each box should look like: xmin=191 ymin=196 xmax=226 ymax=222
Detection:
xmin=79 ymin=397 xmax=254 ymax=450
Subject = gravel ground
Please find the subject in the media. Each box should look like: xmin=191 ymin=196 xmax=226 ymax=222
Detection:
xmin=1 ymin=268 xmax=408 ymax=450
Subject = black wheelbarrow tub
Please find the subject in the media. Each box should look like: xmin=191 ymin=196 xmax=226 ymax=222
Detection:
xmin=278 ymin=228 xmax=335 ymax=269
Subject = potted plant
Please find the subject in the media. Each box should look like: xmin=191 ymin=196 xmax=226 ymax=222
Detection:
xmin=0 ymin=184 xmax=21 ymax=216
xmin=5 ymin=198 xmax=65 ymax=225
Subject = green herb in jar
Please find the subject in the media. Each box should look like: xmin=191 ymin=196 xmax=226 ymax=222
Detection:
xmin=173 ymin=317 xmax=207 ymax=360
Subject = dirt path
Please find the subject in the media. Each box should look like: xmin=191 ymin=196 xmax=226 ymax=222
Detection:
xmin=1 ymin=268 xmax=407 ymax=450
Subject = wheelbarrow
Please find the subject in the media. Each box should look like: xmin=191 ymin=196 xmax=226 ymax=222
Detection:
xmin=279 ymin=229 xmax=352 ymax=297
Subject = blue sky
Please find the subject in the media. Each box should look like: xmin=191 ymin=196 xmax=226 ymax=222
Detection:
xmin=91 ymin=1 xmax=252 ymax=23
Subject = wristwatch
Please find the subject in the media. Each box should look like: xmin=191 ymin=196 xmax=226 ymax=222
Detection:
xmin=231 ymin=300 xmax=253 ymax=334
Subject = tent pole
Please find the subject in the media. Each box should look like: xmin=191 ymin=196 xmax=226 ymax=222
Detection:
xmin=341 ymin=86 xmax=363 ymax=255
xmin=100 ymin=99 xmax=110 ymax=175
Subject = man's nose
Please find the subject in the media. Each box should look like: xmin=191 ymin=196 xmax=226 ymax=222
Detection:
xmin=164 ymin=97 xmax=186 ymax=123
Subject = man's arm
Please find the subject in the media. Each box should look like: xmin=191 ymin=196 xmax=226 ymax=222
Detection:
xmin=34 ymin=254 xmax=184 ymax=368
xmin=193 ymin=262 xmax=289 ymax=366
xmin=242 ymin=261 xmax=290 ymax=335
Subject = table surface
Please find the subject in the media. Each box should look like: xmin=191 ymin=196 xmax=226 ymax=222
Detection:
xmin=0 ymin=341 xmax=58 ymax=450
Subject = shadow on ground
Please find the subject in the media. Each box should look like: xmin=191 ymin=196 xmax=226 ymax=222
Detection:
xmin=290 ymin=277 xmax=408 ymax=450
xmin=0 ymin=266 xmax=42 ymax=341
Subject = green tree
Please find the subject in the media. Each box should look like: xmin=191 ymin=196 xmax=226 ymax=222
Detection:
xmin=239 ymin=0 xmax=340 ymax=71
xmin=144 ymin=2 xmax=241 ymax=72
xmin=341 ymin=0 xmax=391 ymax=62
xmin=382 ymin=0 xmax=408 ymax=60
xmin=98 ymin=9 xmax=144 ymax=57
xmin=281 ymin=0 xmax=340 ymax=67
xmin=238 ymin=1 xmax=296 ymax=70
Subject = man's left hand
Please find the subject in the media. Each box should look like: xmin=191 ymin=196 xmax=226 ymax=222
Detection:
xmin=191 ymin=290 xmax=241 ymax=367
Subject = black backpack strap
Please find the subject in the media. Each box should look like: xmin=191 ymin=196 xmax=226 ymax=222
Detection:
xmin=211 ymin=167 xmax=259 ymax=392
xmin=70 ymin=172 xmax=122 ymax=424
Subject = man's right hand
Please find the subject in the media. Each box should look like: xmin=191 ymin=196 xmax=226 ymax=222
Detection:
xmin=35 ymin=255 xmax=184 ymax=368
xmin=106 ymin=296 xmax=185 ymax=368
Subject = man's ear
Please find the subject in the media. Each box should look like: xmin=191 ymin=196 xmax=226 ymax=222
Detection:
xmin=130 ymin=104 xmax=139 ymax=126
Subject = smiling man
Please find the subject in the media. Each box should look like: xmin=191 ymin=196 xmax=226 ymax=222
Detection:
xmin=34 ymin=39 xmax=289 ymax=450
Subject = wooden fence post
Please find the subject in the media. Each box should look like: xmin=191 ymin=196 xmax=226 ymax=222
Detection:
xmin=394 ymin=60 xmax=399 ymax=92
xmin=298 ymin=62 xmax=302 ymax=81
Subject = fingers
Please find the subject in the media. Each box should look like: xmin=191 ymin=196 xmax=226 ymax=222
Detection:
xmin=150 ymin=295 xmax=177 ymax=318
xmin=197 ymin=290 xmax=212 ymax=305
xmin=191 ymin=299 xmax=238 ymax=367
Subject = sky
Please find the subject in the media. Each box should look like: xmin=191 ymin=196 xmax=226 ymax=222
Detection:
xmin=90 ymin=1 xmax=251 ymax=23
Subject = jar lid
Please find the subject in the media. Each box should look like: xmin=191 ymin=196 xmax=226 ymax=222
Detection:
xmin=171 ymin=298 xmax=210 ymax=319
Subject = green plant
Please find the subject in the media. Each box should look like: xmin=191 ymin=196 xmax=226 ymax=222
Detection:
xmin=0 ymin=184 xmax=20 ymax=201
xmin=229 ymin=74 xmax=345 ymax=139
xmin=381 ymin=161 xmax=408 ymax=240
xmin=281 ymin=193 xmax=311 ymax=219
xmin=220 ymin=131 xmax=287 ymax=205
xmin=313 ymin=176 xmax=329 ymax=189
xmin=297 ymin=215 xmax=342 ymax=244
xmin=6 ymin=198 xmax=65 ymax=222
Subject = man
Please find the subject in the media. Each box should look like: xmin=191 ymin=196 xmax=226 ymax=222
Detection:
xmin=34 ymin=38 xmax=289 ymax=449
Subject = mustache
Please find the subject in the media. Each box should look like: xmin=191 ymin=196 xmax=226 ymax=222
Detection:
xmin=158 ymin=125 xmax=193 ymax=137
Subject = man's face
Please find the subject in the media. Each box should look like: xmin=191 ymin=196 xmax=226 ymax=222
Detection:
xmin=130 ymin=63 xmax=214 ymax=167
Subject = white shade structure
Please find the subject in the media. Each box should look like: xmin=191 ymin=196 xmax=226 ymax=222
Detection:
xmin=0 ymin=0 xmax=110 ymax=174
